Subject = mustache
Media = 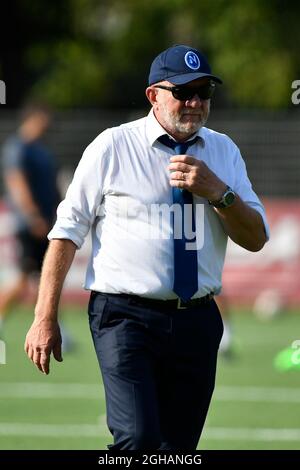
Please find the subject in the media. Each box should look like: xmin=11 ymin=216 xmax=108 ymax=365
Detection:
xmin=180 ymin=111 xmax=203 ymax=116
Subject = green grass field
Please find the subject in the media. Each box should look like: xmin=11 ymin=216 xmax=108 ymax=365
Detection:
xmin=0 ymin=305 xmax=299 ymax=450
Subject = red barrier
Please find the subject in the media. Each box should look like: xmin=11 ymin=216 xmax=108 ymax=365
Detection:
xmin=223 ymin=199 xmax=300 ymax=307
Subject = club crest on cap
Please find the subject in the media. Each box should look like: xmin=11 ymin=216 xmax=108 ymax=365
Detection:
xmin=184 ymin=51 xmax=200 ymax=70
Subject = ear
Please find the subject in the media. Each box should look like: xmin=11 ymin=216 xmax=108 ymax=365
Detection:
xmin=145 ymin=86 xmax=158 ymax=106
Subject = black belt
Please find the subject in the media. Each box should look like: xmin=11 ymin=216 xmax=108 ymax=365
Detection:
xmin=96 ymin=292 xmax=214 ymax=310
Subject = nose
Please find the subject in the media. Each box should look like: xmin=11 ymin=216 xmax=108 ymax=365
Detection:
xmin=185 ymin=93 xmax=204 ymax=107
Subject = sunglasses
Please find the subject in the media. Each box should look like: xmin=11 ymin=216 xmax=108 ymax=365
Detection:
xmin=154 ymin=82 xmax=216 ymax=101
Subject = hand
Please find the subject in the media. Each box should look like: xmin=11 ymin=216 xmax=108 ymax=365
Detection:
xmin=24 ymin=318 xmax=63 ymax=375
xmin=168 ymin=155 xmax=227 ymax=201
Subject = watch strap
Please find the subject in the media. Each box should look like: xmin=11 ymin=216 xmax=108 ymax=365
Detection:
xmin=208 ymin=186 xmax=235 ymax=208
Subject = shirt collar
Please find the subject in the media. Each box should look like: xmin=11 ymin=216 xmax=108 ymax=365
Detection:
xmin=146 ymin=108 xmax=205 ymax=148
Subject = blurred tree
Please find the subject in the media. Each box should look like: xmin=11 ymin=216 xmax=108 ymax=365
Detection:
xmin=203 ymin=0 xmax=300 ymax=108
xmin=0 ymin=0 xmax=299 ymax=108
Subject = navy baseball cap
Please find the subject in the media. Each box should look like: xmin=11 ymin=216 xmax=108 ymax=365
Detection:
xmin=148 ymin=44 xmax=222 ymax=86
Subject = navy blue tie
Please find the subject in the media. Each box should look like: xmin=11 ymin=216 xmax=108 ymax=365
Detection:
xmin=158 ymin=134 xmax=199 ymax=301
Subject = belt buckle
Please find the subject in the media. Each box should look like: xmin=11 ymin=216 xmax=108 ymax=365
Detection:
xmin=177 ymin=298 xmax=187 ymax=310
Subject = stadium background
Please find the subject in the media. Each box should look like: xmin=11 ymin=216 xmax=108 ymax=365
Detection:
xmin=0 ymin=0 xmax=300 ymax=450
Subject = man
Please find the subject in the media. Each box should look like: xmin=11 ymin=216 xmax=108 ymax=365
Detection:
xmin=25 ymin=45 xmax=269 ymax=450
xmin=0 ymin=104 xmax=60 ymax=331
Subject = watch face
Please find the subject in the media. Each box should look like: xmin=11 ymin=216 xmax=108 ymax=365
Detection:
xmin=224 ymin=191 xmax=235 ymax=206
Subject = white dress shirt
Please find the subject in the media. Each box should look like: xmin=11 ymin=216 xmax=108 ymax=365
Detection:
xmin=48 ymin=109 xmax=269 ymax=299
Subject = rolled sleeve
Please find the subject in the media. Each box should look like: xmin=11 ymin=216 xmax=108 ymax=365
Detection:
xmin=233 ymin=148 xmax=270 ymax=240
xmin=48 ymin=202 xmax=91 ymax=248
xmin=48 ymin=131 xmax=111 ymax=248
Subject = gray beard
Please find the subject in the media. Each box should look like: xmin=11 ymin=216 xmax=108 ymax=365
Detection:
xmin=161 ymin=104 xmax=209 ymax=137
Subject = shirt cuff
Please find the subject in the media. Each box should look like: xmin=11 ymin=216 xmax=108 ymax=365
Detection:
xmin=248 ymin=202 xmax=270 ymax=240
xmin=48 ymin=224 xmax=86 ymax=249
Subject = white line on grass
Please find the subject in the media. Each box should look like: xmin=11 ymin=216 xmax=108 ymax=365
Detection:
xmin=216 ymin=386 xmax=300 ymax=403
xmin=0 ymin=383 xmax=104 ymax=399
xmin=0 ymin=423 xmax=108 ymax=437
xmin=1 ymin=383 xmax=300 ymax=403
xmin=202 ymin=427 xmax=300 ymax=442
xmin=0 ymin=423 xmax=300 ymax=442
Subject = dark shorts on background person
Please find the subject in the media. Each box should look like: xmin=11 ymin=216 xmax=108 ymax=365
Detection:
xmin=88 ymin=291 xmax=224 ymax=450
xmin=16 ymin=229 xmax=49 ymax=274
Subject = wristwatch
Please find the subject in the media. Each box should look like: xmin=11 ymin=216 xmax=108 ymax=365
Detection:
xmin=208 ymin=186 xmax=236 ymax=208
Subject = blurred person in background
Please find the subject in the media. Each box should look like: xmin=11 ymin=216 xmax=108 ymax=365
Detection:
xmin=24 ymin=45 xmax=269 ymax=450
xmin=0 ymin=103 xmax=73 ymax=350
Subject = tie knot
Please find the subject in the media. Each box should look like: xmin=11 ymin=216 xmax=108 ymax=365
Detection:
xmin=158 ymin=134 xmax=199 ymax=155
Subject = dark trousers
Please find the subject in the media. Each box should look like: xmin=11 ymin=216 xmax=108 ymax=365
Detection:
xmin=88 ymin=292 xmax=223 ymax=450
xmin=16 ymin=229 xmax=49 ymax=274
